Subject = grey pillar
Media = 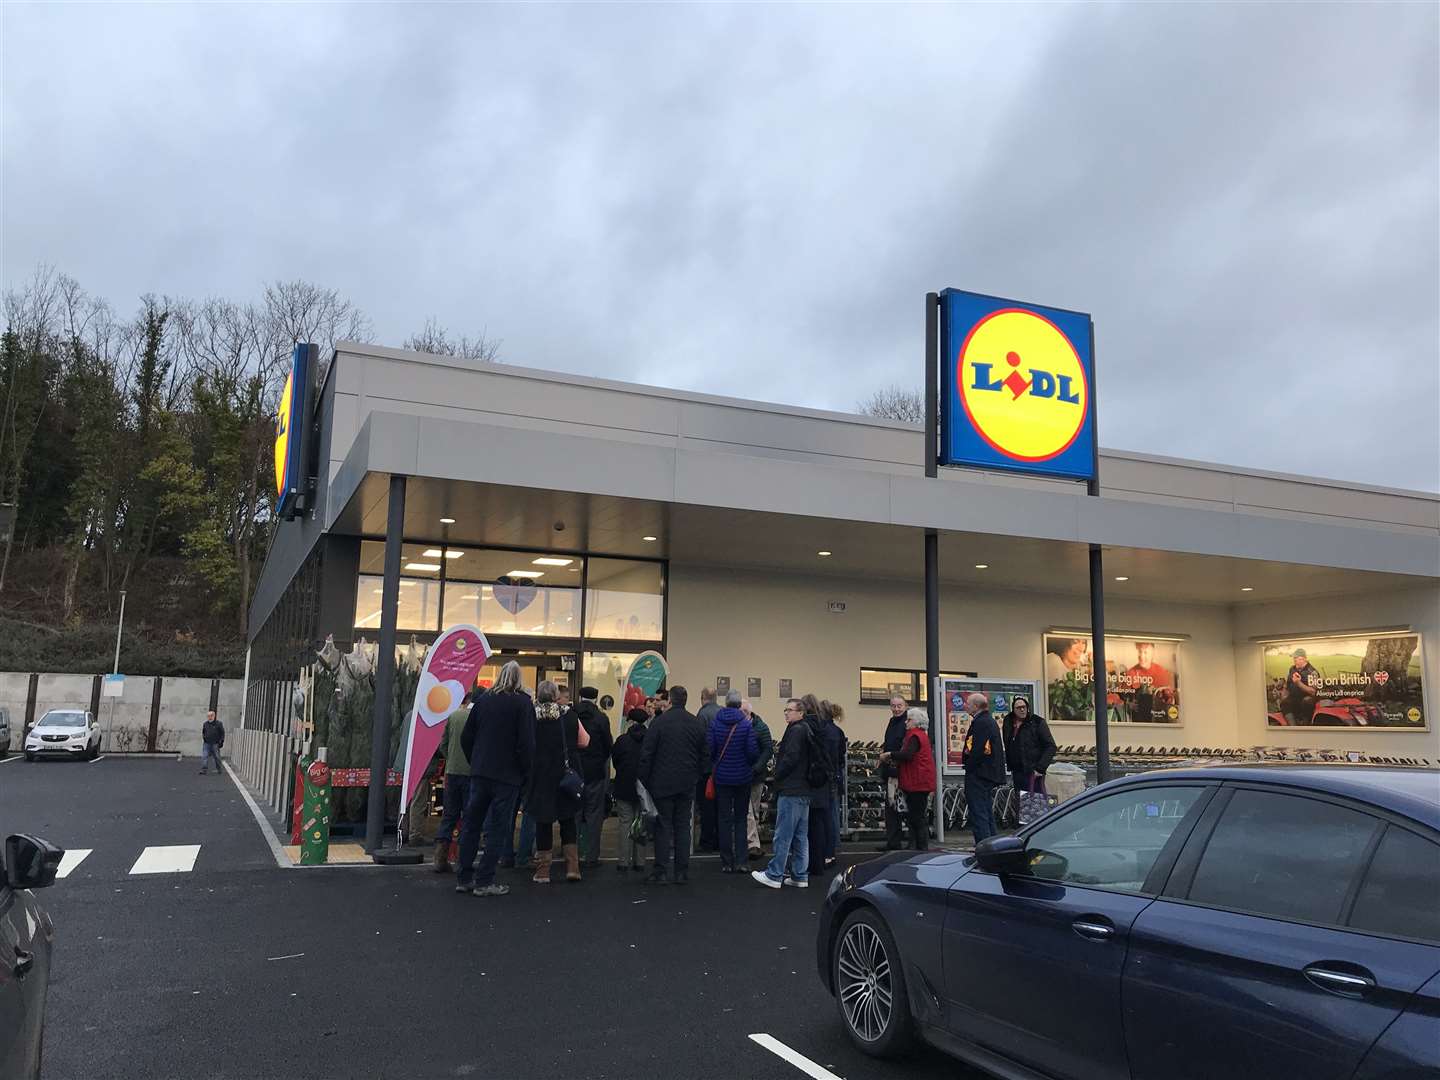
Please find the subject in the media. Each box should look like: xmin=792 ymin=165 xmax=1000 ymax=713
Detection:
xmin=366 ymin=474 xmax=407 ymax=851
xmin=925 ymin=292 xmax=943 ymax=841
xmin=1087 ymin=317 xmax=1111 ymax=783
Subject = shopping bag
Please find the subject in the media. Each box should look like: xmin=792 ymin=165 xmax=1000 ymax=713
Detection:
xmin=635 ymin=779 xmax=660 ymax=841
xmin=1018 ymin=778 xmax=1057 ymax=827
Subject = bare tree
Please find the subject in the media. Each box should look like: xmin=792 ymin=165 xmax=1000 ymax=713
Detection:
xmin=857 ymin=384 xmax=924 ymax=425
xmin=262 ymin=280 xmax=374 ymax=395
xmin=404 ymin=316 xmax=502 ymax=364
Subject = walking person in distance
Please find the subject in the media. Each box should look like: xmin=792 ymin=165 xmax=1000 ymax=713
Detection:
xmin=199 ymin=710 xmax=225 ymax=775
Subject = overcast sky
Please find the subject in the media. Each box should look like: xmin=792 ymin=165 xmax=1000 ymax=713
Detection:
xmin=4 ymin=3 xmax=1437 ymax=491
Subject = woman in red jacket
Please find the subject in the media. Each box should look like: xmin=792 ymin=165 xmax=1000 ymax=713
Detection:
xmin=880 ymin=707 xmax=936 ymax=851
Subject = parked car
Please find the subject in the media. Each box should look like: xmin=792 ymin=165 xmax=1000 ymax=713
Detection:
xmin=0 ymin=706 xmax=11 ymax=757
xmin=817 ymin=765 xmax=1440 ymax=1080
xmin=0 ymin=833 xmax=63 ymax=1080
xmin=23 ymin=710 xmax=100 ymax=761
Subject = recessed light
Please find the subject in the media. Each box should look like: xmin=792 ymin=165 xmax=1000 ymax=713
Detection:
xmin=439 ymin=517 xmax=456 ymax=525
xmin=533 ymin=557 xmax=574 ymax=567
xmin=458 ymin=593 xmax=479 ymax=601
xmin=567 ymin=567 xmax=581 ymax=572
xmin=404 ymin=562 xmax=441 ymax=572
xmin=422 ymin=549 xmax=464 ymax=559
xmin=642 ymin=535 xmax=658 ymax=542
xmin=1114 ymin=576 xmax=1129 ymax=582
xmin=1241 ymin=586 xmax=1254 ymax=592
xmin=974 ymin=563 xmax=988 ymax=570
xmin=817 ymin=550 xmax=832 ymax=557
xmin=506 ymin=570 xmax=543 ymax=579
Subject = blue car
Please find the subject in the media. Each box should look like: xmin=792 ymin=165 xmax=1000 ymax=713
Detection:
xmin=817 ymin=765 xmax=1440 ymax=1079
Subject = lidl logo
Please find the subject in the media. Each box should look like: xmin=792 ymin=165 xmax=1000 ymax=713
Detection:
xmin=939 ymin=291 xmax=1095 ymax=481
xmin=958 ymin=309 xmax=1088 ymax=463
xmin=274 ymin=369 xmax=294 ymax=499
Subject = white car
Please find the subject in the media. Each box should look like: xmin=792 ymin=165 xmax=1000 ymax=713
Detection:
xmin=24 ymin=710 xmax=101 ymax=761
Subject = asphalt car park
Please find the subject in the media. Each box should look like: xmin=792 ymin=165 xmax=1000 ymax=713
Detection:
xmin=1 ymin=756 xmax=967 ymax=1080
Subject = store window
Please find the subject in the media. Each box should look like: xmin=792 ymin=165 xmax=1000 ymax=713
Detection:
xmin=584 ymin=559 xmax=663 ymax=642
xmin=442 ymin=547 xmax=581 ymax=638
xmin=354 ymin=542 xmax=446 ymax=631
xmin=584 ymin=650 xmax=644 ymax=728
xmin=860 ymin=667 xmax=978 ymax=705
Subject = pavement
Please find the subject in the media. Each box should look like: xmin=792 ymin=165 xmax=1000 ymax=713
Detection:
xmin=0 ymin=754 xmax=976 ymax=1080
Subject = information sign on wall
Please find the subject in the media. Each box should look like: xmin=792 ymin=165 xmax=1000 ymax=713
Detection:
xmin=939 ymin=290 xmax=1096 ymax=481
xmin=1262 ymin=632 xmax=1426 ymax=729
xmin=937 ymin=676 xmax=1039 ymax=775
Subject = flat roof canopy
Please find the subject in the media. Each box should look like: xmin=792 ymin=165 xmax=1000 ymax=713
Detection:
xmin=330 ymin=472 xmax=1430 ymax=606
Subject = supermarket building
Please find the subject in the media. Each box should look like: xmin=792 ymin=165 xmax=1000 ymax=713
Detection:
xmin=239 ymin=341 xmax=1440 ymax=806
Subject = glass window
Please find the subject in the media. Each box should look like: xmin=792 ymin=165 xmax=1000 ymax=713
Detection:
xmin=584 ymin=651 xmax=644 ymax=728
xmin=918 ymin=673 xmax=979 ymax=703
xmin=1187 ymin=790 xmax=1380 ymax=926
xmin=354 ymin=574 xmax=441 ymax=631
xmin=445 ymin=547 xmax=582 ymax=638
xmin=584 ymin=560 xmax=663 ymax=642
xmin=861 ymin=669 xmax=917 ymax=704
xmin=1348 ymin=827 xmax=1440 ymax=943
xmin=1025 ymin=786 xmax=1206 ymax=893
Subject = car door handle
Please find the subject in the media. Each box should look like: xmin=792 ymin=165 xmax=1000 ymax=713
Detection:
xmin=1072 ymin=919 xmax=1116 ymax=941
xmin=13 ymin=949 xmax=34 ymax=978
xmin=1304 ymin=966 xmax=1375 ymax=995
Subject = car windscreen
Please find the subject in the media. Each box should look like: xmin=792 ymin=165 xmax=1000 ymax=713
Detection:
xmin=36 ymin=712 xmax=87 ymax=728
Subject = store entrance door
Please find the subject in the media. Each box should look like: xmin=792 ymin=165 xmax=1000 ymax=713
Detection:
xmin=478 ymin=653 xmax=577 ymax=698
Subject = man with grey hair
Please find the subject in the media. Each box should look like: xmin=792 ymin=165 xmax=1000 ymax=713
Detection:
xmin=740 ymin=699 xmax=773 ymax=859
xmin=455 ymin=660 xmax=535 ymax=896
xmin=961 ymin=692 xmax=1006 ymax=845
xmin=695 ymin=687 xmax=721 ymax=852
xmin=879 ymin=694 xmax=909 ymax=851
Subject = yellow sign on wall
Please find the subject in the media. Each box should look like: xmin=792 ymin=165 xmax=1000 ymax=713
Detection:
xmin=274 ymin=368 xmax=294 ymax=499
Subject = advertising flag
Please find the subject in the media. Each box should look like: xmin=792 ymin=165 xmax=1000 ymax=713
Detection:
xmin=398 ymin=625 xmax=493 ymax=815
xmin=622 ymin=651 xmax=669 ymax=715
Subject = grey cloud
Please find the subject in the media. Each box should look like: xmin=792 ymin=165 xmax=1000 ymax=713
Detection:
xmin=3 ymin=3 xmax=1435 ymax=490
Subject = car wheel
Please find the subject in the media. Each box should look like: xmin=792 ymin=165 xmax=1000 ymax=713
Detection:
xmin=88 ymin=741 xmax=99 ymax=760
xmin=25 ymin=752 xmax=35 ymax=762
xmin=833 ymin=907 xmax=913 ymax=1057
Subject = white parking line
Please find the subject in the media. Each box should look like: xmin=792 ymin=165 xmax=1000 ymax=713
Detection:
xmin=0 ymin=755 xmax=18 ymax=764
xmin=129 ymin=844 xmax=201 ymax=874
xmin=89 ymin=754 xmax=106 ymax=764
xmin=222 ymin=761 xmax=291 ymax=870
xmin=748 ymin=1034 xmax=844 ymax=1080
xmin=55 ymin=849 xmax=93 ymax=878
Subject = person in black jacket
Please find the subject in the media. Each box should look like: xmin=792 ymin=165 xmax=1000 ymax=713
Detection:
xmin=879 ymin=695 xmax=908 ymax=850
xmin=527 ymin=680 xmax=587 ymax=884
xmin=573 ymin=687 xmax=613 ymax=869
xmin=454 ymin=662 xmax=535 ymax=897
xmin=752 ymin=696 xmax=819 ymax=889
xmin=961 ymin=693 xmax=1006 ymax=845
xmin=610 ymin=709 xmax=649 ymax=872
xmin=1003 ymin=696 xmax=1057 ymax=794
xmin=637 ymin=686 xmax=710 ymax=885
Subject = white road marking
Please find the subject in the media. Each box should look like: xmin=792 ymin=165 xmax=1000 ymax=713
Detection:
xmin=222 ymin=761 xmax=291 ymax=870
xmin=56 ymin=849 xmax=93 ymax=878
xmin=89 ymin=754 xmax=106 ymax=764
xmin=266 ymin=952 xmax=305 ymax=961
xmin=0 ymin=754 xmax=19 ymax=763
xmin=129 ymin=845 xmax=201 ymax=874
xmin=748 ymin=1034 xmax=844 ymax=1080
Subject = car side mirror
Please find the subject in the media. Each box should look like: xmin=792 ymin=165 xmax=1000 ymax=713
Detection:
xmin=974 ymin=835 xmax=1029 ymax=875
xmin=5 ymin=834 xmax=64 ymax=890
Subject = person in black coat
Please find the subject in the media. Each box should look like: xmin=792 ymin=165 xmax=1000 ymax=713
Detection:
xmin=880 ymin=695 xmax=909 ymax=850
xmin=454 ymin=662 xmax=535 ymax=896
xmin=574 ymin=687 xmax=613 ymax=869
xmin=637 ymin=686 xmax=710 ymax=885
xmin=961 ymin=693 xmax=1006 ymax=845
xmin=1003 ymin=696 xmax=1057 ymax=794
xmin=526 ymin=680 xmax=587 ymax=884
xmin=610 ymin=709 xmax=650 ymax=872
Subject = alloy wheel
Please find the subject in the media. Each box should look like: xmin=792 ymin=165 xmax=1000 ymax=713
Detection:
xmin=837 ymin=921 xmax=893 ymax=1043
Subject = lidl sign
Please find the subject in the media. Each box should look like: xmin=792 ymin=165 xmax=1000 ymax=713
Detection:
xmin=274 ymin=343 xmax=316 ymax=520
xmin=939 ymin=290 xmax=1096 ymax=481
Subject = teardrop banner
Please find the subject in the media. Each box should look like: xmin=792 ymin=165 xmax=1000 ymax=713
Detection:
xmin=622 ymin=650 xmax=669 ymax=715
xmin=398 ymin=624 xmax=494 ymax=824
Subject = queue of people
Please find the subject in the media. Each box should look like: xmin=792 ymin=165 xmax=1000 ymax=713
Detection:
xmin=432 ymin=670 xmax=1051 ymax=897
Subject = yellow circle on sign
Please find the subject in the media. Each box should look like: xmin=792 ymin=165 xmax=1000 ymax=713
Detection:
xmin=958 ymin=309 xmax=1088 ymax=462
xmin=1167 ymin=706 xmax=1179 ymax=720
xmin=274 ymin=370 xmax=294 ymax=498
xmin=1408 ymin=707 xmax=1422 ymax=723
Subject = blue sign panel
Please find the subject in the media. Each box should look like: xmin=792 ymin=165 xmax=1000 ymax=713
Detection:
xmin=274 ymin=343 xmax=314 ymax=521
xmin=938 ymin=290 xmax=1096 ymax=481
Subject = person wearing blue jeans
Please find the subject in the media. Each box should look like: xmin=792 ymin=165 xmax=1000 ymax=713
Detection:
xmin=454 ymin=778 xmax=519 ymax=895
xmin=753 ymin=698 xmax=818 ymax=889
xmin=500 ymin=807 xmax=536 ymax=869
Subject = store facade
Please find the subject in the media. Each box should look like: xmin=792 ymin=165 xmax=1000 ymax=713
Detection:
xmin=242 ymin=340 xmax=1440 ymax=816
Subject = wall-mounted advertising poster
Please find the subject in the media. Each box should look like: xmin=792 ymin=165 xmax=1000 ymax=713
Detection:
xmin=938 ymin=676 xmax=1039 ymax=774
xmin=1044 ymin=633 xmax=1182 ymax=725
xmin=1263 ymin=633 xmax=1426 ymax=729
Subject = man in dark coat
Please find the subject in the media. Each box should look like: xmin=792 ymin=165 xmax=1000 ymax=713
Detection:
xmin=637 ymin=686 xmax=710 ymax=885
xmin=694 ymin=687 xmax=721 ymax=851
xmin=961 ymin=692 xmax=1006 ymax=846
xmin=573 ymin=687 xmax=613 ymax=869
xmin=879 ymin=695 xmax=908 ymax=850
xmin=455 ymin=661 xmax=536 ymax=896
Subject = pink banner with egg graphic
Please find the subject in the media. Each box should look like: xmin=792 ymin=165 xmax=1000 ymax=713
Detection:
xmin=399 ymin=623 xmax=494 ymax=813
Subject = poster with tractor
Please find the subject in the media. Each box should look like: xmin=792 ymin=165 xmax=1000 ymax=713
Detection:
xmin=1264 ymin=632 xmax=1426 ymax=729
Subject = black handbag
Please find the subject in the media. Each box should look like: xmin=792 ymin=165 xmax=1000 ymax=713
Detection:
xmin=555 ymin=713 xmax=584 ymax=810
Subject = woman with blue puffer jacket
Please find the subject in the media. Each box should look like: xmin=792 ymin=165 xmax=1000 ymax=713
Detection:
xmin=707 ymin=689 xmax=761 ymax=872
